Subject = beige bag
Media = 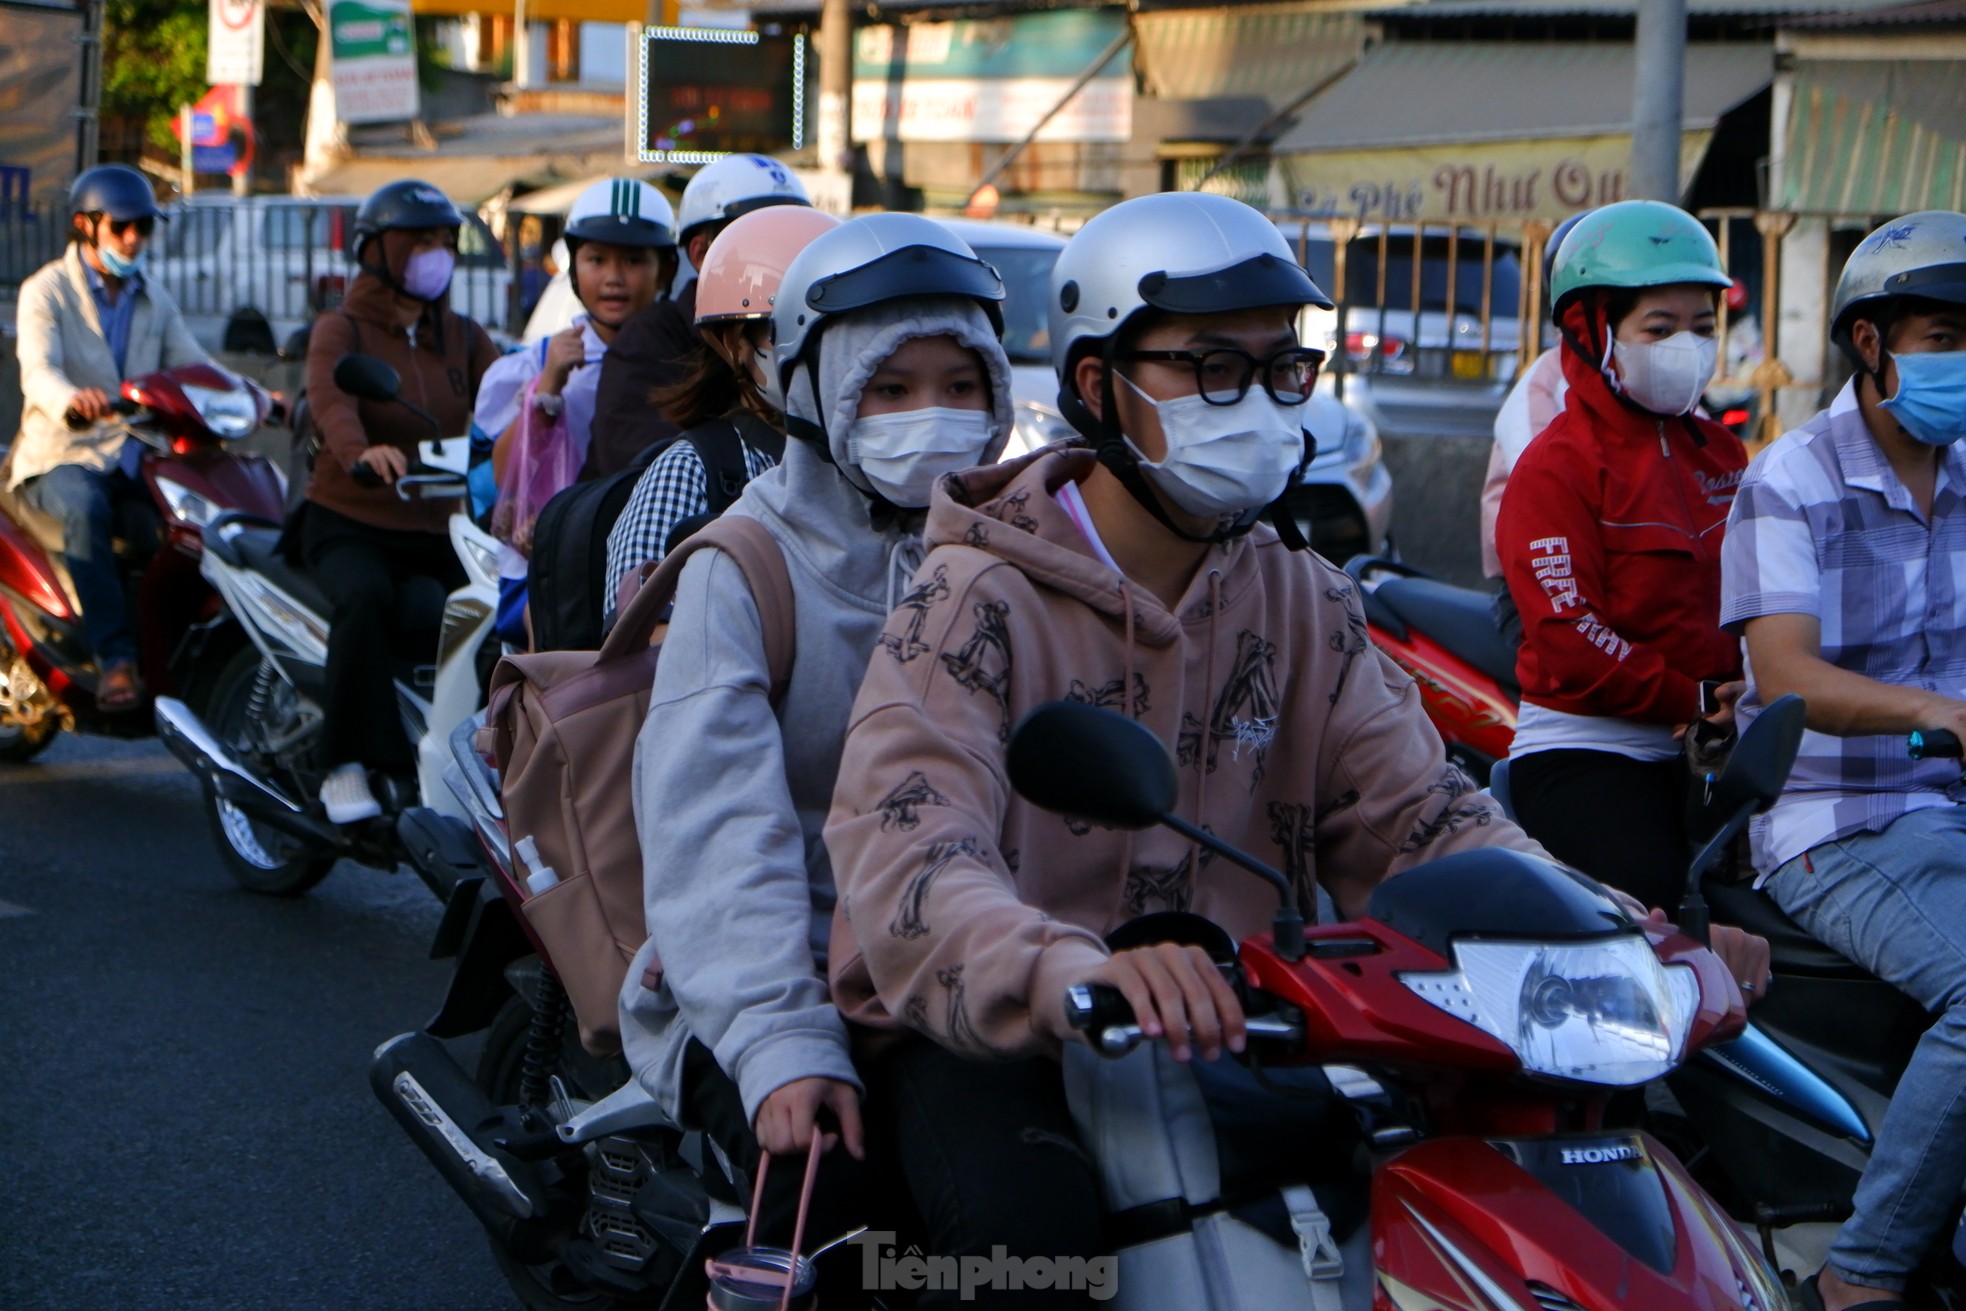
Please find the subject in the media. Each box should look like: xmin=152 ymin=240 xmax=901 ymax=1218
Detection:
xmin=478 ymin=515 xmax=795 ymax=1055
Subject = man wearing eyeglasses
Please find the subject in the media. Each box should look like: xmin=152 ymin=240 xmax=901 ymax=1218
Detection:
xmin=7 ymin=164 xmax=207 ymax=710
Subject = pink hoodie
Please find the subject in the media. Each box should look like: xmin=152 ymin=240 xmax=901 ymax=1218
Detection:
xmin=825 ymin=447 xmax=1548 ymax=1059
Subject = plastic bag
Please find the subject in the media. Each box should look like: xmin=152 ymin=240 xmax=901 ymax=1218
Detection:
xmin=491 ymin=375 xmax=579 ymax=559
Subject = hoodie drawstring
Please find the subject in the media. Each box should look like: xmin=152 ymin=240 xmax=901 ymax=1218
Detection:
xmin=1190 ymin=569 xmax=1225 ymax=883
xmin=1117 ymin=578 xmax=1140 ymax=889
xmin=886 ymin=535 xmax=926 ymax=613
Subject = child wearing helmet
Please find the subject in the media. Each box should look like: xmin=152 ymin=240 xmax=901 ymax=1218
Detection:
xmin=1497 ymin=201 xmax=1749 ymax=910
xmin=822 ymin=193 xmax=1575 ymax=1303
xmin=589 ymin=155 xmax=810 ymax=479
xmin=294 ymin=179 xmax=496 ymax=824
xmin=475 ymin=177 xmax=674 ymax=646
xmin=8 ymin=164 xmax=208 ymax=711
xmin=617 ymin=213 xmax=1013 ymax=1305
xmin=1721 ymin=212 xmax=1966 ymax=1311
xmin=601 ymin=205 xmax=842 ymax=621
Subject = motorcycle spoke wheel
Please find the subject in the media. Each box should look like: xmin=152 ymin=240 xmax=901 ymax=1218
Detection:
xmin=0 ymin=650 xmax=59 ymax=763
xmin=201 ymin=647 xmax=335 ymax=896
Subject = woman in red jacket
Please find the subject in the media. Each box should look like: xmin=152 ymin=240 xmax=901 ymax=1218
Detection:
xmin=1497 ymin=201 xmax=1746 ymax=909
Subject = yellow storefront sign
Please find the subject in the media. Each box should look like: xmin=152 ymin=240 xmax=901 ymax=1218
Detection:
xmin=1278 ymin=131 xmax=1714 ymax=224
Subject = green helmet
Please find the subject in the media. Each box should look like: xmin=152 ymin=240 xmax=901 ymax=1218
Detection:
xmin=1549 ymin=200 xmax=1730 ymax=323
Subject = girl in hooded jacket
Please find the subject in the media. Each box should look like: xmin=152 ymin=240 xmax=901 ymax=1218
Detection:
xmin=615 ymin=214 xmax=1017 ymax=1306
xmin=1497 ymin=201 xmax=1749 ymax=909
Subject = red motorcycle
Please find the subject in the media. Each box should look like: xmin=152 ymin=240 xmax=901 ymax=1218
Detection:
xmin=1345 ymin=555 xmax=1518 ymax=785
xmin=1008 ymin=698 xmax=1799 ymax=1311
xmin=0 ymin=362 xmax=284 ymax=760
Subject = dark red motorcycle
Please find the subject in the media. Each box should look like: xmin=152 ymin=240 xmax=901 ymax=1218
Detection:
xmin=0 ymin=362 xmax=284 ymax=760
xmin=1345 ymin=555 xmax=1518 ymax=785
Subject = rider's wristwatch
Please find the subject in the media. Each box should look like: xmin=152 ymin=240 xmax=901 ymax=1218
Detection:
xmin=532 ymin=391 xmax=564 ymax=418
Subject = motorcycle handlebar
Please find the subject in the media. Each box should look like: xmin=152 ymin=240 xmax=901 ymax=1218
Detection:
xmin=1909 ymin=729 xmax=1963 ymax=760
xmin=1063 ymin=981 xmax=1304 ymax=1060
xmin=63 ymin=398 xmax=140 ymax=429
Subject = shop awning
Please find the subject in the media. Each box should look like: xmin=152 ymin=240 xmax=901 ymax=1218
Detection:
xmin=412 ymin=0 xmax=646 ymax=22
xmin=1270 ymin=41 xmax=1769 ymax=223
xmin=1133 ymin=6 xmax=1365 ymax=107
xmin=1780 ymin=56 xmax=1966 ymax=215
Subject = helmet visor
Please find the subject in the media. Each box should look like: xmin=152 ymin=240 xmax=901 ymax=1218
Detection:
xmin=1139 ymin=253 xmax=1334 ymax=315
xmin=1885 ymin=261 xmax=1966 ymax=309
xmin=805 ymin=244 xmax=1005 ymax=316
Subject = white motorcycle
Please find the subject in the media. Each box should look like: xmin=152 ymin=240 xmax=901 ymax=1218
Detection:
xmin=155 ymin=354 xmax=502 ymax=896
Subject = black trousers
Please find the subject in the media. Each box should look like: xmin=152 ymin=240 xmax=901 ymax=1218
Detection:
xmin=1509 ymin=748 xmax=1692 ymax=911
xmin=299 ymin=502 xmax=462 ymax=771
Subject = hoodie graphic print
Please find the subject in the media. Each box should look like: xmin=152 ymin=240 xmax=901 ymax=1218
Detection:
xmin=825 ymin=447 xmax=1549 ymax=1060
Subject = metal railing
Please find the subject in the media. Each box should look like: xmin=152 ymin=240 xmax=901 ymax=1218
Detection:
xmin=3 ymin=199 xmax=519 ymax=346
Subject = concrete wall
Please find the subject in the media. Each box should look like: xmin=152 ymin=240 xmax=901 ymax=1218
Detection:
xmin=1380 ymin=430 xmax=1490 ymax=590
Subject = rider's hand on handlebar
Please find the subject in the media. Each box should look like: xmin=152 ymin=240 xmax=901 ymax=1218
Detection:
xmin=353 ymin=444 xmax=409 ymax=485
xmin=67 ymin=387 xmax=114 ymax=424
xmin=753 ymin=1077 xmax=865 ymax=1161
xmin=1077 ymin=943 xmax=1246 ymax=1063
xmin=1917 ymin=697 xmax=1966 ymax=749
xmin=1642 ymin=908 xmax=1771 ymax=1005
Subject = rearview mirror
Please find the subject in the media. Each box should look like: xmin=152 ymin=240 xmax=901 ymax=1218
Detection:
xmin=1711 ymin=693 xmax=1807 ymax=815
xmin=333 ymin=353 xmax=401 ymax=403
xmin=1006 ymin=701 xmax=1176 ymax=831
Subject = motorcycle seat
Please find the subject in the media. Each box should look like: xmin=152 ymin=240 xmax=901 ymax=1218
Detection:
xmin=228 ymin=525 xmax=334 ymax=618
xmin=1703 ymin=878 xmax=1876 ymax=979
xmin=1369 ymin=575 xmax=1522 ymax=698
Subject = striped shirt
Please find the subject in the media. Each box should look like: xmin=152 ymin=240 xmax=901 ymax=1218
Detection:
xmin=1720 ymin=379 xmax=1966 ymax=875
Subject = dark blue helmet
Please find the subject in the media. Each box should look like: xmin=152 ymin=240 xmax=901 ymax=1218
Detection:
xmin=70 ymin=164 xmax=162 ymax=222
xmin=353 ymin=179 xmax=463 ymax=258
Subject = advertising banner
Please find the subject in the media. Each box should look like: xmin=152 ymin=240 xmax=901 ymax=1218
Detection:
xmin=208 ymin=0 xmax=265 ymax=87
xmin=330 ymin=0 xmax=418 ymax=125
xmin=851 ymin=11 xmax=1132 ymax=145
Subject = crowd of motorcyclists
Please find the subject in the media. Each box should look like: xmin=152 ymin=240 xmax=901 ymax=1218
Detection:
xmin=10 ymin=150 xmax=1966 ymax=1311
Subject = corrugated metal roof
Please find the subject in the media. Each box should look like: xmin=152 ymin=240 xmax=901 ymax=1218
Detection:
xmin=1371 ymin=0 xmax=1906 ymax=16
xmin=1274 ymin=41 xmax=1771 ymax=153
xmin=1782 ymin=0 xmax=1966 ymax=26
xmin=1134 ymin=7 xmax=1365 ymax=104
xmin=1781 ymin=59 xmax=1966 ymax=214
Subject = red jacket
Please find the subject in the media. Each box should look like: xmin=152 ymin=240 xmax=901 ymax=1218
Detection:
xmin=1497 ymin=332 xmax=1746 ymax=726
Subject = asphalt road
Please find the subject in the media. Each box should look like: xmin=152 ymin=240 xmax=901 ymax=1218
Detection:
xmin=0 ymin=731 xmax=520 ymax=1310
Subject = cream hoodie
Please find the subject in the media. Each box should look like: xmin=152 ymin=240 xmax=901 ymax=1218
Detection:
xmin=826 ymin=447 xmax=1548 ymax=1060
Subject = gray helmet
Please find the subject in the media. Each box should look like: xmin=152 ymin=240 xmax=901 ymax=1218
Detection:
xmin=1831 ymin=211 xmax=1966 ymax=366
xmin=1047 ymin=192 xmax=1332 ymax=383
xmin=769 ymin=213 xmax=1004 ymax=392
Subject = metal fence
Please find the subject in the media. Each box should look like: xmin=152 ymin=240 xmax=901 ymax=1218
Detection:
xmin=3 ymin=199 xmax=521 ymax=348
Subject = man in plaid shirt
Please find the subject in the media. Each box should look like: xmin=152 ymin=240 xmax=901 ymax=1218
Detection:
xmin=1721 ymin=211 xmax=1966 ymax=1311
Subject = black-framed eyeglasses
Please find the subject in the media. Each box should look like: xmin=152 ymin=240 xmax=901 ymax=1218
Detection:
xmin=1120 ymin=346 xmax=1326 ymax=406
xmin=106 ymin=216 xmax=156 ymax=238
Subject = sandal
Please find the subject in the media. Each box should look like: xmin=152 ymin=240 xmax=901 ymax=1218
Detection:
xmin=97 ymin=660 xmax=143 ymax=713
xmin=1797 ymin=1271 xmax=1909 ymax=1311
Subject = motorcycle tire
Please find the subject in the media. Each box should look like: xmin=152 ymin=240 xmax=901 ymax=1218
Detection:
xmin=0 ymin=716 xmax=58 ymax=763
xmin=478 ymin=984 xmax=651 ymax=1311
xmin=201 ymin=647 xmax=336 ymax=897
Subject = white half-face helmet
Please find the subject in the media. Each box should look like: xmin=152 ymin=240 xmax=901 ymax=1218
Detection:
xmin=563 ymin=178 xmax=676 ymax=251
xmin=677 ymin=154 xmax=810 ymax=247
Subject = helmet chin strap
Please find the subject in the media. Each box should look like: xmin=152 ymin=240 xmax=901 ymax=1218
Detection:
xmin=1088 ymin=346 xmax=1277 ymax=547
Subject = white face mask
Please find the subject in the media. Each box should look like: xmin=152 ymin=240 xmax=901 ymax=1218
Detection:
xmin=1119 ymin=374 xmax=1306 ymax=518
xmin=846 ymin=407 xmax=999 ymax=508
xmin=1608 ymin=331 xmax=1718 ymax=417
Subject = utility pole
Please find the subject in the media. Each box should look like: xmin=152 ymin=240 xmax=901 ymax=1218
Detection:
xmin=77 ymin=0 xmax=104 ymax=171
xmin=1629 ymin=0 xmax=1687 ymax=203
xmin=817 ymin=0 xmax=851 ymax=179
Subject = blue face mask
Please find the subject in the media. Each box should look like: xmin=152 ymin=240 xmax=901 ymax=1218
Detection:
xmin=1880 ymin=350 xmax=1966 ymax=447
xmin=98 ymin=243 xmax=142 ymax=278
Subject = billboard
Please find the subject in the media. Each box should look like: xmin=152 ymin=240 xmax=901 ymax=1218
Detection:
xmin=329 ymin=0 xmax=418 ymax=125
xmin=631 ymin=26 xmax=807 ymax=166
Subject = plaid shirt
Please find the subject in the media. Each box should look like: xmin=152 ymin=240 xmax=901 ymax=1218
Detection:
xmin=1721 ymin=379 xmax=1966 ymax=875
xmin=602 ymin=434 xmax=778 ymax=621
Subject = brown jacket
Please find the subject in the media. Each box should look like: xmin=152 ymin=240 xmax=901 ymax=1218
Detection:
xmin=826 ymin=448 xmax=1547 ymax=1060
xmin=303 ymin=274 xmax=495 ymax=534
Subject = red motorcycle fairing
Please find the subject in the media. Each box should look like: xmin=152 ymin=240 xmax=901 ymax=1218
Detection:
xmin=1368 ymin=623 xmax=1517 ymax=766
xmin=0 ymin=508 xmax=75 ymax=622
xmin=1371 ymin=1132 xmax=1780 ymax=1311
xmin=141 ymin=445 xmax=286 ymax=533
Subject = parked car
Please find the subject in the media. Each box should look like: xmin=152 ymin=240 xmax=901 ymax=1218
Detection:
xmin=952 ymin=216 xmax=1392 ymax=557
xmin=149 ymin=195 xmax=514 ymax=354
xmin=1275 ymin=219 xmax=1525 ymax=440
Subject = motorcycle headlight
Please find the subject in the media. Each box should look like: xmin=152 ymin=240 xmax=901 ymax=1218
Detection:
xmin=182 ymin=383 xmax=259 ymax=439
xmin=1401 ymin=934 xmax=1700 ymax=1086
xmin=155 ymin=474 xmax=218 ymax=528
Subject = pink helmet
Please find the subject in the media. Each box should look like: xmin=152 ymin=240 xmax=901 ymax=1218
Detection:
xmin=695 ymin=206 xmax=844 ymax=325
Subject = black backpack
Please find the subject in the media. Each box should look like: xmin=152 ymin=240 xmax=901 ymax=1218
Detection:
xmin=526 ymin=418 xmax=762 ymax=652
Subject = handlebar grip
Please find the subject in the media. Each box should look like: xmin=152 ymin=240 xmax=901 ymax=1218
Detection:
xmin=349 ymin=462 xmax=385 ymax=489
xmin=111 ymin=398 xmax=139 ymax=416
xmin=1064 ymin=983 xmax=1145 ymax=1058
xmin=1909 ymin=729 xmax=1963 ymax=760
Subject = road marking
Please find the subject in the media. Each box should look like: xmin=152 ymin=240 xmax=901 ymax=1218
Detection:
xmin=0 ymin=758 xmax=189 ymax=785
xmin=0 ymin=898 xmax=35 ymax=918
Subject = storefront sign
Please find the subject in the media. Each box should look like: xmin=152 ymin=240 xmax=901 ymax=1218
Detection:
xmin=330 ymin=0 xmax=418 ymax=125
xmin=208 ymin=0 xmax=264 ymax=87
xmin=1279 ymin=132 xmax=1714 ymax=224
xmin=851 ymin=11 xmax=1132 ymax=145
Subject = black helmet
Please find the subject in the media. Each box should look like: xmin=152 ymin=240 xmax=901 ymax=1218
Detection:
xmin=70 ymin=164 xmax=162 ymax=222
xmin=353 ymin=179 xmax=462 ymax=258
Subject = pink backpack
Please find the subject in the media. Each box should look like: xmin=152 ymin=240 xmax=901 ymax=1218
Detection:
xmin=479 ymin=514 xmax=795 ymax=1054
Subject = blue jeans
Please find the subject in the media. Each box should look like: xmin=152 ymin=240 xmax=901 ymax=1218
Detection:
xmin=1769 ymin=805 xmax=1966 ymax=1291
xmin=18 ymin=463 xmax=136 ymax=666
